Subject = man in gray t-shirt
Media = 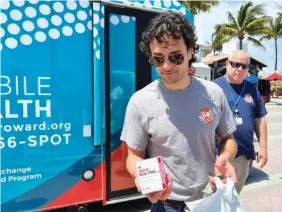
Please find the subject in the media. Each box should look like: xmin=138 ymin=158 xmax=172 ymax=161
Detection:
xmin=121 ymin=11 xmax=238 ymax=212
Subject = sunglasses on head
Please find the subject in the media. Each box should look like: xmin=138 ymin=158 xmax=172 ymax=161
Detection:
xmin=228 ymin=60 xmax=249 ymax=69
xmin=149 ymin=52 xmax=184 ymax=67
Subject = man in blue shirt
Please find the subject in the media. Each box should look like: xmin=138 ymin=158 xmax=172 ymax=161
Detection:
xmin=213 ymin=50 xmax=268 ymax=194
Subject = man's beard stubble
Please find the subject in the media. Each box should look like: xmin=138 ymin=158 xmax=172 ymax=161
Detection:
xmin=161 ymin=71 xmax=183 ymax=84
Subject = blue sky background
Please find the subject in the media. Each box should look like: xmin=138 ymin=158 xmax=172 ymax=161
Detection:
xmin=194 ymin=0 xmax=282 ymax=74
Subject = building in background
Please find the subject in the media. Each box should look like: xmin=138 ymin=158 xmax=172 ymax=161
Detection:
xmin=191 ymin=62 xmax=212 ymax=81
xmin=201 ymin=54 xmax=267 ymax=80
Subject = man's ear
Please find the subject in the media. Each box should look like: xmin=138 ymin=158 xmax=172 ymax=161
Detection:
xmin=187 ymin=48 xmax=193 ymax=59
xmin=188 ymin=48 xmax=193 ymax=55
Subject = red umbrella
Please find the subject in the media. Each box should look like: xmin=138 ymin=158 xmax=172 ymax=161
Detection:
xmin=265 ymin=72 xmax=282 ymax=81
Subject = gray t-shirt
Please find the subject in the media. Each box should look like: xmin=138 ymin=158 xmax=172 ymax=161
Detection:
xmin=120 ymin=77 xmax=236 ymax=201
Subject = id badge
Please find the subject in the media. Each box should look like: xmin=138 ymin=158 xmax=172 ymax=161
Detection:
xmin=235 ymin=117 xmax=243 ymax=125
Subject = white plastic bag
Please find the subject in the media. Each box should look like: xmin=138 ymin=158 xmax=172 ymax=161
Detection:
xmin=185 ymin=177 xmax=244 ymax=212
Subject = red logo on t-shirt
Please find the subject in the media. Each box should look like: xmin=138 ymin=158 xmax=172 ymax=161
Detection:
xmin=244 ymin=94 xmax=254 ymax=103
xmin=199 ymin=107 xmax=214 ymax=124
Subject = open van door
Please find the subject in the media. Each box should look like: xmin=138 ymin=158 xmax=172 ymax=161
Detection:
xmin=104 ymin=4 xmax=156 ymax=201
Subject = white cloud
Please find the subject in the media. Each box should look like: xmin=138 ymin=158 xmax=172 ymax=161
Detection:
xmin=195 ymin=0 xmax=282 ymax=71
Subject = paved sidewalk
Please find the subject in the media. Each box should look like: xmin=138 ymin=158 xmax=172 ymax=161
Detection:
xmin=239 ymin=120 xmax=282 ymax=212
xmin=240 ymin=180 xmax=282 ymax=212
xmin=268 ymin=97 xmax=282 ymax=105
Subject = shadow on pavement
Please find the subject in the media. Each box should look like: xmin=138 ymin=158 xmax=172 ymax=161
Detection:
xmin=245 ymin=167 xmax=269 ymax=185
xmin=91 ymin=198 xmax=152 ymax=212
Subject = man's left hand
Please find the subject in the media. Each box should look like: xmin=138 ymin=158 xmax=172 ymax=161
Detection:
xmin=210 ymin=155 xmax=238 ymax=187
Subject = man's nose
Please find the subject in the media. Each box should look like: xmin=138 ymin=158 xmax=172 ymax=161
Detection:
xmin=236 ymin=65 xmax=245 ymax=71
xmin=162 ymin=60 xmax=173 ymax=70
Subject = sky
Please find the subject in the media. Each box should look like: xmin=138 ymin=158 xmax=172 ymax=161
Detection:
xmin=194 ymin=0 xmax=282 ymax=74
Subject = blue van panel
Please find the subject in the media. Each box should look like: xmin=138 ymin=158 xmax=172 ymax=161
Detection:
xmin=0 ymin=1 xmax=99 ymax=211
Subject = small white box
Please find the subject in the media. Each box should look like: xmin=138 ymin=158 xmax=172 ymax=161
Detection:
xmin=136 ymin=156 xmax=167 ymax=195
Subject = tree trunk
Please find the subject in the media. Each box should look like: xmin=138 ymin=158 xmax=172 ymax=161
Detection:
xmin=239 ymin=38 xmax=243 ymax=50
xmin=275 ymin=38 xmax=277 ymax=71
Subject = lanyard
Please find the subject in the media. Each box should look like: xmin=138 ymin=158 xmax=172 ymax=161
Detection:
xmin=225 ymin=76 xmax=245 ymax=113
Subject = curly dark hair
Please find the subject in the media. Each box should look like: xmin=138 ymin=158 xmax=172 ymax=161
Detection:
xmin=139 ymin=11 xmax=198 ymax=58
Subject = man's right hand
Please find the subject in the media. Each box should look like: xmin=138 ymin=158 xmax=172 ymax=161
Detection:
xmin=135 ymin=173 xmax=173 ymax=203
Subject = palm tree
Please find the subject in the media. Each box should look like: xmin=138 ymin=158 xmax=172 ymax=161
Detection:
xmin=259 ymin=16 xmax=282 ymax=70
xmin=205 ymin=32 xmax=223 ymax=55
xmin=180 ymin=1 xmax=219 ymax=15
xmin=211 ymin=32 xmax=223 ymax=55
xmin=278 ymin=5 xmax=282 ymax=20
xmin=215 ymin=2 xmax=271 ymax=50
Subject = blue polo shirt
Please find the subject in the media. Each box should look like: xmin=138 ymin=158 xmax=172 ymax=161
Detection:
xmin=213 ymin=75 xmax=267 ymax=160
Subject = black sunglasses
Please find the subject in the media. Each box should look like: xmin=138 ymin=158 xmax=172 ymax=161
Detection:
xmin=228 ymin=60 xmax=249 ymax=69
xmin=149 ymin=52 xmax=184 ymax=67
